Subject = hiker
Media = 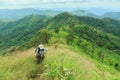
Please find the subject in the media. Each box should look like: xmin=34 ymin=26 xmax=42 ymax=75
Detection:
xmin=35 ymin=44 xmax=47 ymax=62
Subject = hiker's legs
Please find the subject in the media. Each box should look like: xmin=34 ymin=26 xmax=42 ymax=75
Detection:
xmin=36 ymin=56 xmax=41 ymax=63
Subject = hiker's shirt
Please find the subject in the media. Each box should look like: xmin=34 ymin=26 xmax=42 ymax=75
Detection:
xmin=39 ymin=50 xmax=44 ymax=57
xmin=35 ymin=48 xmax=47 ymax=57
xmin=35 ymin=48 xmax=39 ymax=56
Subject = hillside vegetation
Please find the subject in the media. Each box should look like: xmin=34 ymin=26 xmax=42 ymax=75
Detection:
xmin=0 ymin=12 xmax=120 ymax=80
xmin=0 ymin=14 xmax=49 ymax=50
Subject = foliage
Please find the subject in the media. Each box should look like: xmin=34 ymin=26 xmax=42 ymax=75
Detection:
xmin=0 ymin=14 xmax=48 ymax=49
xmin=77 ymin=16 xmax=120 ymax=37
xmin=37 ymin=29 xmax=52 ymax=44
xmin=66 ymin=33 xmax=75 ymax=45
xmin=42 ymin=54 xmax=74 ymax=80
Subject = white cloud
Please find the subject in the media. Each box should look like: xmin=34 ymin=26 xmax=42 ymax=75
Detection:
xmin=0 ymin=0 xmax=120 ymax=9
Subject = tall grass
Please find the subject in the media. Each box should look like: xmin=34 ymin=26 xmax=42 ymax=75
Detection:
xmin=0 ymin=46 xmax=120 ymax=80
xmin=40 ymin=53 xmax=75 ymax=80
xmin=0 ymin=47 xmax=76 ymax=80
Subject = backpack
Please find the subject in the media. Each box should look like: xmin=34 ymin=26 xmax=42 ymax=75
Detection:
xmin=36 ymin=47 xmax=40 ymax=54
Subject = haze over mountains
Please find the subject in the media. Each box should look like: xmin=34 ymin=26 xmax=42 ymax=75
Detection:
xmin=0 ymin=8 xmax=120 ymax=20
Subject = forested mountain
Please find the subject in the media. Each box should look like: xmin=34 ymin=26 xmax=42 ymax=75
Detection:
xmin=77 ymin=17 xmax=120 ymax=37
xmin=0 ymin=12 xmax=120 ymax=55
xmin=0 ymin=14 xmax=49 ymax=49
xmin=0 ymin=12 xmax=120 ymax=64
xmin=46 ymin=12 xmax=120 ymax=37
xmin=42 ymin=12 xmax=120 ymax=54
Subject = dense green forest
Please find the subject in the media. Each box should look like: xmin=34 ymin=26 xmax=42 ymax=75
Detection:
xmin=0 ymin=15 xmax=49 ymax=49
xmin=0 ymin=12 xmax=120 ymax=56
xmin=0 ymin=12 xmax=120 ymax=79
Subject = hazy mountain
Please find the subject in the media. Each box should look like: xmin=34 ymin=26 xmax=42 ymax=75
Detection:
xmin=70 ymin=10 xmax=98 ymax=18
xmin=102 ymin=12 xmax=120 ymax=20
xmin=0 ymin=8 xmax=99 ymax=20
xmin=0 ymin=14 xmax=49 ymax=49
xmin=0 ymin=8 xmax=60 ymax=19
xmin=1 ymin=8 xmax=120 ymax=20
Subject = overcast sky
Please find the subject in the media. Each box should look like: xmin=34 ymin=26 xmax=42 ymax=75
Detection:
xmin=0 ymin=0 xmax=120 ymax=9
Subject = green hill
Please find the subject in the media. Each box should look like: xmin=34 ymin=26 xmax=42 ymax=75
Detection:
xmin=40 ymin=12 xmax=120 ymax=54
xmin=0 ymin=12 xmax=120 ymax=80
xmin=0 ymin=14 xmax=49 ymax=50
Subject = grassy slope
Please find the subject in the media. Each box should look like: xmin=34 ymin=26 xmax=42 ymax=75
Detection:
xmin=0 ymin=45 xmax=120 ymax=80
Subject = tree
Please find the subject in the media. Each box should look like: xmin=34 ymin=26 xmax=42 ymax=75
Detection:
xmin=54 ymin=27 xmax=60 ymax=34
xmin=77 ymin=38 xmax=82 ymax=46
xmin=39 ymin=29 xmax=51 ymax=44
xmin=66 ymin=33 xmax=74 ymax=45
xmin=98 ymin=50 xmax=104 ymax=63
xmin=114 ymin=63 xmax=119 ymax=70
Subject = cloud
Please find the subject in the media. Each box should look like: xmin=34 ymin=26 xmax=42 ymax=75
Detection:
xmin=0 ymin=0 xmax=120 ymax=9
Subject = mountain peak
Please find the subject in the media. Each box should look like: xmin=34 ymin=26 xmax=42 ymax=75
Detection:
xmin=45 ymin=12 xmax=78 ymax=29
xmin=54 ymin=12 xmax=76 ymax=20
xmin=56 ymin=12 xmax=74 ymax=17
xmin=60 ymin=12 xmax=72 ymax=15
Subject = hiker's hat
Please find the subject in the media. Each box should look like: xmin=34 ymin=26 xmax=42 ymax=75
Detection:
xmin=39 ymin=44 xmax=44 ymax=49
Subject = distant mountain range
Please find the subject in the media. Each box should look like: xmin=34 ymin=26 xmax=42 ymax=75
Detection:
xmin=0 ymin=8 xmax=120 ymax=20
xmin=102 ymin=12 xmax=120 ymax=20
xmin=0 ymin=8 xmax=60 ymax=19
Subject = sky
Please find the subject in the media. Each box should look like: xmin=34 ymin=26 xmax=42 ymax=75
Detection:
xmin=0 ymin=0 xmax=120 ymax=9
xmin=0 ymin=0 xmax=120 ymax=15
